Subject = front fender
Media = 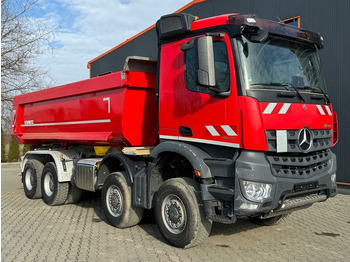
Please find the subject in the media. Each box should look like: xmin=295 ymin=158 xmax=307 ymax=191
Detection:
xmin=151 ymin=141 xmax=212 ymax=179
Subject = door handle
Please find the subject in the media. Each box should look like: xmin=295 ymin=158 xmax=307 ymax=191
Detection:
xmin=179 ymin=126 xmax=193 ymax=137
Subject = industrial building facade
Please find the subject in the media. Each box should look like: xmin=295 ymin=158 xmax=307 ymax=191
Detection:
xmin=87 ymin=0 xmax=350 ymax=185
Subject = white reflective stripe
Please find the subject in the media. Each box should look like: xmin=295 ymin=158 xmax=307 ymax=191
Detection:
xmin=278 ymin=103 xmax=291 ymax=114
xmin=263 ymin=103 xmax=277 ymax=114
xmin=159 ymin=135 xmax=240 ymax=148
xmin=316 ymin=105 xmax=325 ymax=115
xmin=221 ymin=125 xmax=237 ymax=136
xmin=205 ymin=126 xmax=220 ymax=136
xmin=21 ymin=119 xmax=111 ymax=127
xmin=325 ymin=105 xmax=332 ymax=115
xmin=103 ymin=97 xmax=110 ymax=113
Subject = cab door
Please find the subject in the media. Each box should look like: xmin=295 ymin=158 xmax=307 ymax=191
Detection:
xmin=176 ymin=33 xmax=241 ymax=149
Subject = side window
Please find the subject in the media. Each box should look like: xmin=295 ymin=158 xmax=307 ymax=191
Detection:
xmin=185 ymin=41 xmax=230 ymax=94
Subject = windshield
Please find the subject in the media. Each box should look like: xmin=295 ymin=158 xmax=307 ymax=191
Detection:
xmin=237 ymin=36 xmax=327 ymax=94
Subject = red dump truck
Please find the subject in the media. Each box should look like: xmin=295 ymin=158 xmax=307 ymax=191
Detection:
xmin=12 ymin=13 xmax=338 ymax=248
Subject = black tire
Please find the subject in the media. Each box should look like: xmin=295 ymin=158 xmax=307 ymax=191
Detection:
xmin=65 ymin=184 xmax=82 ymax=204
xmin=249 ymin=214 xmax=289 ymax=226
xmin=23 ymin=159 xmax=44 ymax=199
xmin=41 ymin=162 xmax=69 ymax=206
xmin=154 ymin=177 xmax=212 ymax=248
xmin=102 ymin=172 xmax=144 ymax=228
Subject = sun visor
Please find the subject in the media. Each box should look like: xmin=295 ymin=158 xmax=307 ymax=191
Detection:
xmin=156 ymin=13 xmax=196 ymax=40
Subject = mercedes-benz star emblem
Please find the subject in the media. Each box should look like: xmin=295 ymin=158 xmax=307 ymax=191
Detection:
xmin=298 ymin=128 xmax=313 ymax=152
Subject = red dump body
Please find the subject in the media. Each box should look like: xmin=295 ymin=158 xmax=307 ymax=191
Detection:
xmin=11 ymin=71 xmax=158 ymax=147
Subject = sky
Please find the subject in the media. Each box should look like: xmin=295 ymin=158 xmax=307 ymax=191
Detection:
xmin=34 ymin=0 xmax=190 ymax=86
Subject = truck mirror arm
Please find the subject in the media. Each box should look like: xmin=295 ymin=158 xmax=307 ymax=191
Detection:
xmin=180 ymin=38 xmax=195 ymax=51
xmin=242 ymin=27 xmax=269 ymax=43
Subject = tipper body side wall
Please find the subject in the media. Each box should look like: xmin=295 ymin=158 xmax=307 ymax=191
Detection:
xmin=11 ymin=71 xmax=158 ymax=147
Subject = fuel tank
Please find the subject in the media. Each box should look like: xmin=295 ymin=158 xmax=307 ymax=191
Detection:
xmin=11 ymin=70 xmax=158 ymax=147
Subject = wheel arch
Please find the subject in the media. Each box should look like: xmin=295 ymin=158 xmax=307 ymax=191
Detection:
xmin=22 ymin=150 xmax=79 ymax=182
xmin=97 ymin=153 xmax=146 ymax=186
xmin=146 ymin=142 xmax=213 ymax=209
xmin=151 ymin=141 xmax=212 ymax=179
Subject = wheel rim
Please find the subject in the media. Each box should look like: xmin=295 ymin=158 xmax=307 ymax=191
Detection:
xmin=43 ymin=172 xmax=54 ymax=197
xmin=106 ymin=185 xmax=123 ymax=217
xmin=161 ymin=194 xmax=187 ymax=234
xmin=25 ymin=169 xmax=34 ymax=191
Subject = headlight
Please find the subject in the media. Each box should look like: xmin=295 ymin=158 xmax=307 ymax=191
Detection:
xmin=242 ymin=181 xmax=272 ymax=202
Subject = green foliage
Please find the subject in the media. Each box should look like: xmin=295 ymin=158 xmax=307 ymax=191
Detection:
xmin=1 ymin=129 xmax=6 ymax=162
xmin=8 ymin=138 xmax=20 ymax=162
xmin=22 ymin=144 xmax=30 ymax=156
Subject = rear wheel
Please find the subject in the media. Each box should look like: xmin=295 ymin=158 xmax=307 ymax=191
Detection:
xmin=65 ymin=184 xmax=82 ymax=204
xmin=41 ymin=162 xmax=69 ymax=206
xmin=155 ymin=177 xmax=212 ymax=248
xmin=23 ymin=159 xmax=44 ymax=199
xmin=102 ymin=172 xmax=144 ymax=228
xmin=249 ymin=214 xmax=289 ymax=226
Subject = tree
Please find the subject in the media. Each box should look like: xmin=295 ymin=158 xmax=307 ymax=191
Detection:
xmin=1 ymin=129 xmax=6 ymax=162
xmin=22 ymin=144 xmax=30 ymax=156
xmin=8 ymin=138 xmax=20 ymax=162
xmin=1 ymin=0 xmax=56 ymax=132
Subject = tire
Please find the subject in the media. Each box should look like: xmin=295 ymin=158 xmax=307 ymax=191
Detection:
xmin=23 ymin=159 xmax=44 ymax=199
xmin=154 ymin=177 xmax=212 ymax=248
xmin=249 ymin=214 xmax=289 ymax=226
xmin=102 ymin=172 xmax=144 ymax=228
xmin=65 ymin=184 xmax=82 ymax=204
xmin=41 ymin=162 xmax=69 ymax=206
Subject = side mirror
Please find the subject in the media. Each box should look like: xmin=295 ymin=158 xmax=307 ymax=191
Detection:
xmin=197 ymin=36 xmax=216 ymax=87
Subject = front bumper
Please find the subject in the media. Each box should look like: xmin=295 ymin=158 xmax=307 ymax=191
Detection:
xmin=234 ymin=150 xmax=337 ymax=216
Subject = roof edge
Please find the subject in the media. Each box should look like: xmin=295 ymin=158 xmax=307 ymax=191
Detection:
xmin=87 ymin=0 xmax=207 ymax=69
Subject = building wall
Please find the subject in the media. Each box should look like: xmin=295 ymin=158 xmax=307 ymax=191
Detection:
xmin=90 ymin=29 xmax=158 ymax=77
xmin=89 ymin=0 xmax=350 ymax=184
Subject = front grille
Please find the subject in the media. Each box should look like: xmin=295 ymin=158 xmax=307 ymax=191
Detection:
xmin=266 ymin=129 xmax=332 ymax=153
xmin=266 ymin=149 xmax=332 ymax=178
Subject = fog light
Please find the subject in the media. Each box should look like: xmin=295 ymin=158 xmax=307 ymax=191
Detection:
xmin=242 ymin=181 xmax=272 ymax=202
xmin=331 ymin=173 xmax=336 ymax=186
xmin=239 ymin=203 xmax=259 ymax=210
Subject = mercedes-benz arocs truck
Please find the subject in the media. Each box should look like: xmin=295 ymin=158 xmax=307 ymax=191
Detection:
xmin=11 ymin=13 xmax=338 ymax=248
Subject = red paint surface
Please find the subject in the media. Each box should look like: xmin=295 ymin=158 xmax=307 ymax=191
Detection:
xmin=239 ymin=97 xmax=267 ymax=151
xmin=159 ymin=33 xmax=241 ymax=148
xmin=260 ymin=102 xmax=333 ymax=130
xmin=12 ymin=71 xmax=158 ymax=146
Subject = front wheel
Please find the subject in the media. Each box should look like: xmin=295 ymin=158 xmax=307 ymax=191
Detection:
xmin=155 ymin=178 xmax=212 ymax=248
xmin=102 ymin=172 xmax=144 ymax=228
xmin=41 ymin=162 xmax=69 ymax=206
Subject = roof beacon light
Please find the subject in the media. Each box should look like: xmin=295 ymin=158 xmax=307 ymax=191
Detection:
xmin=246 ymin=17 xmax=256 ymax=24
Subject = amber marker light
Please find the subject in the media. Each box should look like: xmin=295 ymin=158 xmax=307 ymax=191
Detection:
xmin=194 ymin=170 xmax=201 ymax=177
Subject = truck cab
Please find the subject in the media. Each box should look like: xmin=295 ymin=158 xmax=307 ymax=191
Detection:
xmin=156 ymin=13 xmax=337 ymax=224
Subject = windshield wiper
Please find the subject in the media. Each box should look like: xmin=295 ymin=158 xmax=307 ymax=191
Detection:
xmin=286 ymin=83 xmax=305 ymax=103
xmin=250 ymin=82 xmax=288 ymax=88
xmin=250 ymin=82 xmax=305 ymax=103
xmin=302 ymin=85 xmax=330 ymax=105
